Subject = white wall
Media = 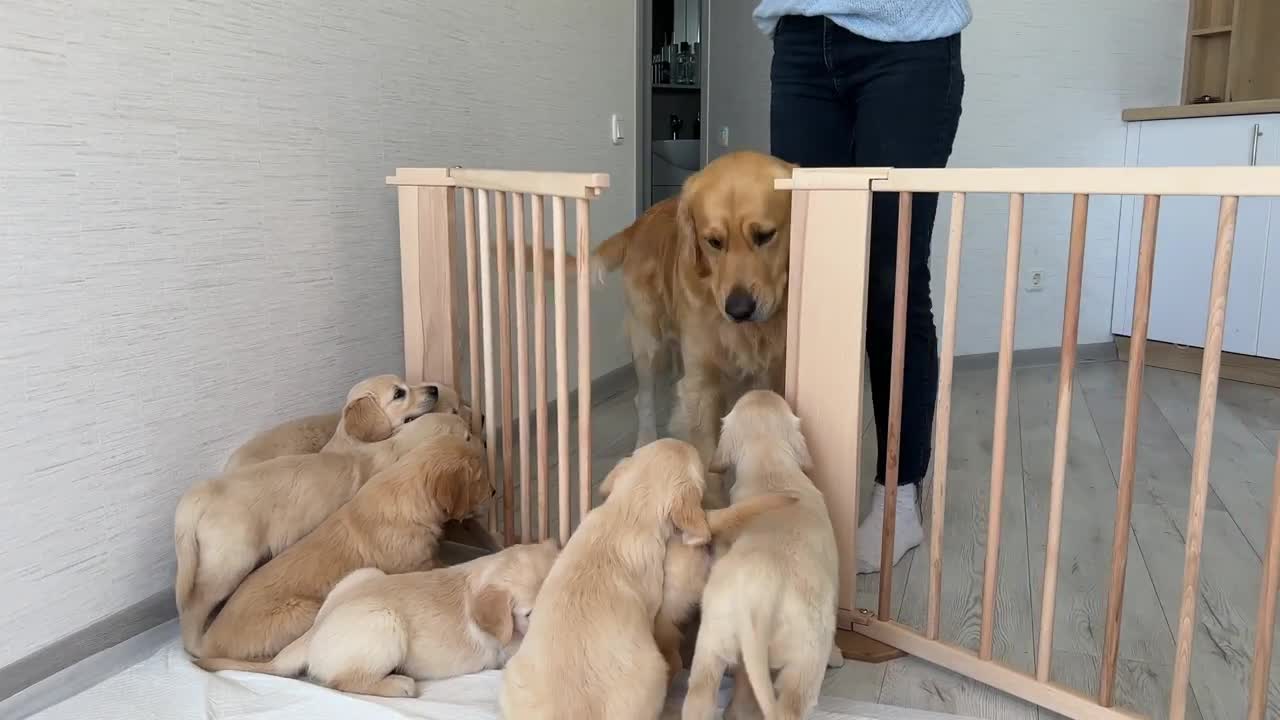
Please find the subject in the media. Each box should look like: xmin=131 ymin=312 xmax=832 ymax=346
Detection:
xmin=703 ymin=0 xmax=1187 ymax=355
xmin=704 ymin=0 xmax=772 ymax=161
xmin=0 ymin=0 xmax=635 ymax=667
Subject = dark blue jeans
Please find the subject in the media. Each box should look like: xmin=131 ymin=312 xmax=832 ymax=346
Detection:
xmin=771 ymin=16 xmax=964 ymax=486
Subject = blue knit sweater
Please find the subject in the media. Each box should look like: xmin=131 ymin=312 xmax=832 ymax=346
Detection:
xmin=754 ymin=0 xmax=972 ymax=42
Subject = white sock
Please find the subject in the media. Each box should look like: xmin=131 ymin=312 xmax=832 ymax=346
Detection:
xmin=856 ymin=483 xmax=924 ymax=574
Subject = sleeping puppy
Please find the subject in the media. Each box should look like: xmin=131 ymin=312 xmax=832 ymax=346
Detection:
xmin=592 ymin=151 xmax=795 ymax=475
xmin=682 ymin=391 xmax=841 ymax=720
xmin=174 ymin=408 xmax=469 ymax=656
xmin=198 ymin=540 xmax=560 ymax=697
xmin=500 ymin=439 xmax=792 ymax=720
xmin=223 ymin=375 xmax=459 ymax=471
xmin=194 ymin=427 xmax=492 ymax=661
xmin=596 ymin=464 xmax=797 ymax=682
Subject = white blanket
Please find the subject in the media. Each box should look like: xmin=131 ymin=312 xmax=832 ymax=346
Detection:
xmin=30 ymin=639 xmax=970 ymax=720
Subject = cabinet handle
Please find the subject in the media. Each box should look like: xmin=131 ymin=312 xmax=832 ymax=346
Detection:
xmin=1250 ymin=123 xmax=1263 ymax=166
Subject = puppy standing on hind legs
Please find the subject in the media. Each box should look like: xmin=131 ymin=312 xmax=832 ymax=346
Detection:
xmin=682 ymin=391 xmax=840 ymax=720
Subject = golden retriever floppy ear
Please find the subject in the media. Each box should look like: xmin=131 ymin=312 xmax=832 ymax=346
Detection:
xmin=343 ymin=395 xmax=393 ymax=442
xmin=676 ymin=184 xmax=710 ymax=279
xmin=669 ymin=458 xmax=711 ymax=546
xmin=708 ymin=439 xmax=733 ymax=475
xmin=428 ymin=450 xmax=486 ymax=519
xmin=468 ymin=585 xmax=515 ymax=646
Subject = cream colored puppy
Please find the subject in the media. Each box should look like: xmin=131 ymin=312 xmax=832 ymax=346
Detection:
xmin=223 ymin=375 xmax=458 ymax=471
xmin=195 ymin=428 xmax=492 ymax=661
xmin=175 ymin=406 xmax=469 ymax=656
xmin=595 ymin=469 xmax=797 ymax=682
xmin=682 ymin=390 xmax=839 ymax=720
xmin=500 ymin=439 xmax=713 ymax=720
xmin=198 ymin=540 xmax=559 ymax=697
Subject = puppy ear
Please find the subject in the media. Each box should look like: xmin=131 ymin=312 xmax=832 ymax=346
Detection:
xmin=428 ymin=453 xmax=482 ymax=518
xmin=670 ymin=480 xmax=711 ymax=546
xmin=676 ymin=187 xmax=710 ymax=279
xmin=468 ymin=585 xmax=515 ymax=646
xmin=343 ymin=395 xmax=393 ymax=442
xmin=707 ymin=440 xmax=732 ymax=475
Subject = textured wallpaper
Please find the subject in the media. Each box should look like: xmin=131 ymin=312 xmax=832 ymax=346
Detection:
xmin=0 ymin=0 xmax=635 ymax=666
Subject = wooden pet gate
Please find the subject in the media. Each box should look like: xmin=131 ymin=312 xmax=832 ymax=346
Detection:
xmin=391 ymin=165 xmax=1280 ymax=720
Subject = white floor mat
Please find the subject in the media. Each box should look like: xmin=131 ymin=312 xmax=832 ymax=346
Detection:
xmin=29 ymin=638 xmax=971 ymax=720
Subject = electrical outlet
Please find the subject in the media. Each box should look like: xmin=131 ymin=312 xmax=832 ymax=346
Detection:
xmin=718 ymin=126 xmax=730 ymax=148
xmin=1025 ymin=268 xmax=1045 ymax=292
xmin=610 ymin=114 xmax=624 ymax=145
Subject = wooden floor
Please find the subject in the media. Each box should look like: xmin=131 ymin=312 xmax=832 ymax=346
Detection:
xmin=535 ymin=359 xmax=1280 ymax=720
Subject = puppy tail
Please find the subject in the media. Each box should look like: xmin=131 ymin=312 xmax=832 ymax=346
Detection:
xmin=739 ymin=605 xmax=777 ymax=716
xmin=174 ymin=495 xmax=209 ymax=656
xmin=706 ymin=492 xmax=798 ymax=542
xmin=195 ymin=625 xmax=313 ymax=678
xmin=589 ymin=228 xmax=630 ymax=285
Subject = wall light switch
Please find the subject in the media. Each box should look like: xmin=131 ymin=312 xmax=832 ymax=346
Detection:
xmin=611 ymin=114 xmax=624 ymax=145
xmin=718 ymin=126 xmax=730 ymax=148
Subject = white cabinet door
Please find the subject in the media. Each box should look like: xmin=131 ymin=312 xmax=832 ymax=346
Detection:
xmin=1112 ymin=115 xmax=1274 ymax=355
xmin=1256 ymin=118 xmax=1280 ymax=359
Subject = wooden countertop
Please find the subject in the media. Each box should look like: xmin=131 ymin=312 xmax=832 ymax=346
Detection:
xmin=1123 ymin=99 xmax=1280 ymax=122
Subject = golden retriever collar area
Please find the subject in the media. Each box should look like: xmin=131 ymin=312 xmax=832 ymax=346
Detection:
xmin=196 ymin=540 xmax=560 ymax=698
xmin=591 ymin=151 xmax=795 ymax=466
xmin=682 ymin=390 xmax=842 ymax=720
xmin=174 ymin=408 xmax=476 ymax=656
xmin=193 ymin=426 xmax=493 ymax=662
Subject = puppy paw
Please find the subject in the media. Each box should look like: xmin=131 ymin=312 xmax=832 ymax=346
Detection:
xmin=380 ymin=674 xmax=418 ymax=698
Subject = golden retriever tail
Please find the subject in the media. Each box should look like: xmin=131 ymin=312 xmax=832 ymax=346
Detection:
xmin=739 ymin=606 xmax=778 ymax=716
xmin=195 ymin=625 xmax=313 ymax=678
xmin=589 ymin=227 xmax=631 ymax=285
xmin=174 ymin=494 xmax=210 ymax=655
xmin=706 ymin=492 xmax=798 ymax=542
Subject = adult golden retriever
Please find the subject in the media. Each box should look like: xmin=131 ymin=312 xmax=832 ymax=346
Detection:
xmin=593 ymin=151 xmax=794 ymax=469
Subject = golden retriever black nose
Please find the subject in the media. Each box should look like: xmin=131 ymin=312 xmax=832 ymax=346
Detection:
xmin=426 ymin=385 xmax=440 ymax=398
xmin=724 ymin=287 xmax=757 ymax=323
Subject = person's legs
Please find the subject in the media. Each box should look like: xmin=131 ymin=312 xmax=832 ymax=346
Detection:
xmin=770 ymin=16 xmax=855 ymax=169
xmin=835 ymin=30 xmax=965 ymax=572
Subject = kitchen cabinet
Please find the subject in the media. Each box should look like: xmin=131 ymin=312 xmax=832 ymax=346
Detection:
xmin=1112 ymin=113 xmax=1279 ymax=358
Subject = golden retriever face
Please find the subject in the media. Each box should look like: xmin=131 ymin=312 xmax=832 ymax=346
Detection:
xmin=677 ymin=152 xmax=795 ymax=324
xmin=342 ymin=374 xmax=447 ymax=442
xmin=710 ymin=390 xmax=813 ymax=474
xmin=601 ymin=438 xmax=712 ymax=545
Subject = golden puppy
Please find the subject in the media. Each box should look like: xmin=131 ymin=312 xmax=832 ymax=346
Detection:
xmin=500 ymin=439 xmax=792 ymax=719
xmin=682 ymin=391 xmax=840 ymax=720
xmin=593 ymin=151 xmax=794 ymax=471
xmin=194 ymin=429 xmax=492 ymax=661
xmin=596 ymin=464 xmax=797 ymax=682
xmin=223 ymin=375 xmax=459 ymax=471
xmin=174 ymin=409 xmax=469 ymax=656
xmin=198 ymin=540 xmax=559 ymax=697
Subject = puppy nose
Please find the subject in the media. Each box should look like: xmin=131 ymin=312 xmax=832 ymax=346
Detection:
xmin=724 ymin=288 xmax=757 ymax=322
xmin=427 ymin=385 xmax=440 ymax=398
